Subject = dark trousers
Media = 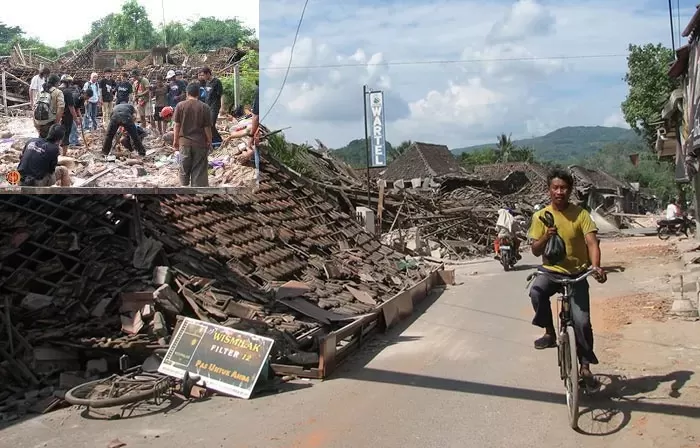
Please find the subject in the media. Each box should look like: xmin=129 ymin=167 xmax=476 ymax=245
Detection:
xmin=103 ymin=119 xmax=145 ymax=156
xmin=529 ymin=272 xmax=598 ymax=365
xmin=210 ymin=105 xmax=222 ymax=144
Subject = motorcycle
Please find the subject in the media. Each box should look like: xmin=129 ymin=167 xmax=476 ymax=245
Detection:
xmin=657 ymin=215 xmax=696 ymax=240
xmin=495 ymin=234 xmax=518 ymax=271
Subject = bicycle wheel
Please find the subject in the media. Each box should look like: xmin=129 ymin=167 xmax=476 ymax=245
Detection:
xmin=65 ymin=372 xmax=171 ymax=408
xmin=563 ymin=326 xmax=580 ymax=429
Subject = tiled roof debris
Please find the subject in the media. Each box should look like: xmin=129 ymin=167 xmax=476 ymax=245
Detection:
xmin=569 ymin=165 xmax=631 ymax=191
xmin=382 ymin=142 xmax=465 ymax=182
xmin=0 ymin=158 xmax=429 ymax=416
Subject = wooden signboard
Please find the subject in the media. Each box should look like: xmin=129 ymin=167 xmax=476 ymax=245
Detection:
xmin=158 ymin=317 xmax=275 ymax=399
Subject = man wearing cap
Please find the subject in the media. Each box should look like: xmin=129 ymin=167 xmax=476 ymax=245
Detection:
xmin=167 ymin=70 xmax=187 ymax=108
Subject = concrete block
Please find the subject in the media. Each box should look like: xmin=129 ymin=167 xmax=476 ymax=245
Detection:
xmin=670 ymin=298 xmax=699 ymax=317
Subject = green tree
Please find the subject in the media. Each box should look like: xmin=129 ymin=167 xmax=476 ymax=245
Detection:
xmin=459 ymin=148 xmax=500 ymax=167
xmin=162 ymin=21 xmax=187 ymax=48
xmin=496 ymin=133 xmax=514 ymax=162
xmin=185 ymin=17 xmax=255 ymax=52
xmin=621 ymin=43 xmax=678 ymax=148
xmin=0 ymin=23 xmax=23 ymax=54
xmin=111 ymin=0 xmax=157 ymax=50
xmin=221 ymin=50 xmax=258 ymax=110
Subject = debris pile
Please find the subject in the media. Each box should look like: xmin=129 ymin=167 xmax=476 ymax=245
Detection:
xmin=0 ymin=157 xmax=430 ymax=419
xmin=0 ymin=116 xmax=258 ymax=188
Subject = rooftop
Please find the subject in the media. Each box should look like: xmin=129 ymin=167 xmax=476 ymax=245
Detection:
xmin=382 ymin=142 xmax=465 ymax=182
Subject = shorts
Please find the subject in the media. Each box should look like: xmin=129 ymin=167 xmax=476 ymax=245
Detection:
xmin=153 ymin=105 xmax=165 ymax=122
xmin=136 ymin=104 xmax=146 ymax=121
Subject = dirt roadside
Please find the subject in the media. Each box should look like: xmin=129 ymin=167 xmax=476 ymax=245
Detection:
xmin=580 ymin=237 xmax=700 ymax=444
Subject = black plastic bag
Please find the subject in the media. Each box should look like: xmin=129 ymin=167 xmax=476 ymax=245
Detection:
xmin=538 ymin=211 xmax=566 ymax=264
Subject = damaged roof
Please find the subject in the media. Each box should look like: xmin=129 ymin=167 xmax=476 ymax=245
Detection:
xmin=472 ymin=162 xmax=549 ymax=183
xmin=382 ymin=142 xmax=465 ymax=182
xmin=0 ymin=156 xmax=427 ymax=378
xmin=569 ymin=165 xmax=631 ymax=191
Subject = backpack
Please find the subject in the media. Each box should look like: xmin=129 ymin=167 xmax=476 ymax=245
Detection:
xmin=34 ymin=88 xmax=55 ymax=124
xmin=72 ymin=88 xmax=82 ymax=107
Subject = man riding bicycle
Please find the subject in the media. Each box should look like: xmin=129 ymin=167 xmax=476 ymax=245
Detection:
xmin=527 ymin=169 xmax=606 ymax=387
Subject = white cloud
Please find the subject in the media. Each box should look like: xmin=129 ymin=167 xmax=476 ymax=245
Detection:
xmin=603 ymin=111 xmax=631 ymax=128
xmin=260 ymin=0 xmax=695 ymax=150
xmin=2 ymin=0 xmax=258 ymax=48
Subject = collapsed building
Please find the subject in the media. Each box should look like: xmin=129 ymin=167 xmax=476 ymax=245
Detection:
xmin=0 ymin=37 xmax=259 ymax=188
xmin=0 ymin=155 xmax=452 ymax=420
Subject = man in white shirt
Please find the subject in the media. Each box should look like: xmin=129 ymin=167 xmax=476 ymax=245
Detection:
xmin=666 ymin=199 xmax=683 ymax=223
xmin=29 ymin=67 xmax=50 ymax=107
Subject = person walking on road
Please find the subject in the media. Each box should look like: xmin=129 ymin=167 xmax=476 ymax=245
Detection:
xmin=102 ymin=103 xmax=146 ymax=157
xmin=527 ymin=169 xmax=606 ymax=388
xmin=173 ymin=83 xmax=212 ymax=187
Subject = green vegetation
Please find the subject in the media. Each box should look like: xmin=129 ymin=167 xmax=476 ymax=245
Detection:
xmin=333 ymin=139 xmax=395 ymax=168
xmin=454 ymin=126 xmax=640 ymax=162
xmin=221 ymin=50 xmax=258 ymax=109
xmin=621 ymin=43 xmax=679 ymax=148
xmin=266 ymin=132 xmax=311 ymax=176
xmin=0 ymin=0 xmax=256 ymax=56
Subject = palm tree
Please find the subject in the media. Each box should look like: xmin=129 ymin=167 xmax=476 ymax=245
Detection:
xmin=496 ymin=133 xmax=514 ymax=163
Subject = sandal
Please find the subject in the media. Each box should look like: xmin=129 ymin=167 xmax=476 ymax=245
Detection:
xmin=534 ymin=333 xmax=556 ymax=349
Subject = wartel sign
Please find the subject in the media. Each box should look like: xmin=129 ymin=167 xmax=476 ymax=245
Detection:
xmin=369 ymin=91 xmax=387 ymax=167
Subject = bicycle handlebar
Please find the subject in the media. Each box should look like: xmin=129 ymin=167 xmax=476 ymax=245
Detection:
xmin=527 ymin=267 xmax=598 ymax=285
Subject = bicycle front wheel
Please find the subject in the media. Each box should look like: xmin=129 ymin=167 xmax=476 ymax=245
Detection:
xmin=65 ymin=372 xmax=171 ymax=408
xmin=563 ymin=326 xmax=580 ymax=429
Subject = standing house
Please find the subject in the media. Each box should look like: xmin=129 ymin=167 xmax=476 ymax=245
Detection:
xmin=657 ymin=6 xmax=700 ymax=220
xmin=381 ymin=142 xmax=466 ymax=188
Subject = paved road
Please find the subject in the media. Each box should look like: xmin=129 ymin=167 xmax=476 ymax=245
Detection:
xmin=3 ymin=255 xmax=697 ymax=448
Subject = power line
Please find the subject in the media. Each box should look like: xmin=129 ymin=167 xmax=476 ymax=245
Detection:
xmin=261 ymin=0 xmax=310 ymax=122
xmin=259 ymin=53 xmax=628 ymax=71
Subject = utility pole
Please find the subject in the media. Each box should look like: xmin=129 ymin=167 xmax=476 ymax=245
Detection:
xmin=363 ymin=85 xmax=371 ymax=209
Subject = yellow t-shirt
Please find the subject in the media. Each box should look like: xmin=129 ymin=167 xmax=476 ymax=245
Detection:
xmin=528 ymin=204 xmax=598 ymax=275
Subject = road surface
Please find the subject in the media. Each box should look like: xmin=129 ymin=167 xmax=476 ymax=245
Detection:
xmin=2 ymin=253 xmax=698 ymax=448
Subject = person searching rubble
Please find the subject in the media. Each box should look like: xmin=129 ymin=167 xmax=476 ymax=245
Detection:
xmin=173 ymin=82 xmax=212 ymax=187
xmin=99 ymin=68 xmax=116 ymax=124
xmin=118 ymin=122 xmax=148 ymax=152
xmin=198 ymin=66 xmax=223 ymax=148
xmin=33 ymin=74 xmax=64 ymax=139
xmin=131 ymin=69 xmax=151 ymax=127
xmin=58 ymin=75 xmax=81 ymax=156
xmin=17 ymin=123 xmax=71 ymax=187
xmin=152 ymin=76 xmax=169 ymax=137
xmin=29 ymin=67 xmax=50 ymax=107
xmin=102 ymin=103 xmax=146 ymax=158
xmin=237 ymin=82 xmax=259 ymax=164
xmin=115 ymin=72 xmax=133 ymax=105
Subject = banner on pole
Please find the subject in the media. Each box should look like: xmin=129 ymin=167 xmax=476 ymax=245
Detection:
xmin=368 ymin=91 xmax=387 ymax=167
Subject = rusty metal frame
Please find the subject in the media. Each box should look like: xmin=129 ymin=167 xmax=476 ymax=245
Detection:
xmin=271 ymin=265 xmax=455 ymax=379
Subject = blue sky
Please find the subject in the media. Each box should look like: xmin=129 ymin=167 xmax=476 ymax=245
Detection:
xmin=259 ymin=0 xmax=697 ymax=149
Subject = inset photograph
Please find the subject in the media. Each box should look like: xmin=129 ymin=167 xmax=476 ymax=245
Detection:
xmin=0 ymin=1 xmax=258 ymax=191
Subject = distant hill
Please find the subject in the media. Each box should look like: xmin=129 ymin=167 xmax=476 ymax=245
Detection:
xmin=453 ymin=126 xmax=641 ymax=162
xmin=333 ymin=139 xmax=395 ymax=168
xmin=331 ymin=126 xmax=642 ymax=167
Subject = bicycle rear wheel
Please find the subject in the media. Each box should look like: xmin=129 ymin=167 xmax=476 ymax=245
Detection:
xmin=65 ymin=372 xmax=171 ymax=408
xmin=563 ymin=325 xmax=580 ymax=429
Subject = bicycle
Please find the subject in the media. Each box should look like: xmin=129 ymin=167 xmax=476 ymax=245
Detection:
xmin=526 ymin=267 xmax=601 ymax=429
xmin=64 ymin=349 xmax=202 ymax=409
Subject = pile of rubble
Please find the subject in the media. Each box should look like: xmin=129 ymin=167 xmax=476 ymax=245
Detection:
xmin=0 ymin=115 xmax=258 ymax=188
xmin=0 ymin=156 xmax=429 ymax=420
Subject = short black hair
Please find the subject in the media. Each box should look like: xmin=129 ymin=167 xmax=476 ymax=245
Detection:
xmin=40 ymin=67 xmax=50 ymax=76
xmin=84 ymin=88 xmax=94 ymax=97
xmin=47 ymin=74 xmax=61 ymax=86
xmin=104 ymin=68 xmax=113 ymax=73
xmin=199 ymin=66 xmax=212 ymax=76
xmin=186 ymin=82 xmax=201 ymax=97
xmin=547 ymin=168 xmax=574 ymax=188
xmin=46 ymin=123 xmax=65 ymax=143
